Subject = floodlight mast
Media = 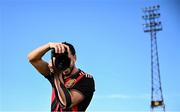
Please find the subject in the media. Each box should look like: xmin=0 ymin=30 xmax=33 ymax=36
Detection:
xmin=142 ymin=5 xmax=165 ymax=112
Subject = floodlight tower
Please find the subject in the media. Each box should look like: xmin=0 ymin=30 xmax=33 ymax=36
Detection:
xmin=142 ymin=5 xmax=165 ymax=112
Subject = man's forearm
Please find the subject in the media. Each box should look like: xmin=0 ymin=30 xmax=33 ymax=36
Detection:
xmin=54 ymin=74 xmax=72 ymax=108
xmin=28 ymin=43 xmax=50 ymax=62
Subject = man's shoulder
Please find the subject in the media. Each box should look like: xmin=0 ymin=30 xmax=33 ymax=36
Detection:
xmin=84 ymin=73 xmax=93 ymax=78
xmin=74 ymin=70 xmax=95 ymax=93
xmin=77 ymin=71 xmax=94 ymax=87
xmin=79 ymin=70 xmax=94 ymax=79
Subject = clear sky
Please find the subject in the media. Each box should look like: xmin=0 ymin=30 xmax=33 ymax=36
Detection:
xmin=0 ymin=0 xmax=180 ymax=111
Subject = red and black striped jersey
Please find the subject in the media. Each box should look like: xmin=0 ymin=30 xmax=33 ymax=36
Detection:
xmin=45 ymin=69 xmax=95 ymax=112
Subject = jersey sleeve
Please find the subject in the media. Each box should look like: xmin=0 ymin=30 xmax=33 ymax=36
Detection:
xmin=44 ymin=74 xmax=54 ymax=87
xmin=72 ymin=76 xmax=95 ymax=98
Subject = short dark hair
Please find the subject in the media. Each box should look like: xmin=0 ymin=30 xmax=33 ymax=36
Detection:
xmin=62 ymin=42 xmax=76 ymax=55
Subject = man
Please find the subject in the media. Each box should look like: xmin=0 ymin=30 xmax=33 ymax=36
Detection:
xmin=28 ymin=42 xmax=95 ymax=111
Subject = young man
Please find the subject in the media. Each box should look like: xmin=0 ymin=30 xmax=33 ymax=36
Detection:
xmin=28 ymin=42 xmax=95 ymax=111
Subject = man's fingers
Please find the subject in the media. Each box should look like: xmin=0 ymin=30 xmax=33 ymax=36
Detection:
xmin=61 ymin=43 xmax=65 ymax=53
xmin=57 ymin=43 xmax=61 ymax=53
xmin=51 ymin=42 xmax=70 ymax=54
xmin=63 ymin=44 xmax=70 ymax=53
xmin=54 ymin=43 xmax=63 ymax=54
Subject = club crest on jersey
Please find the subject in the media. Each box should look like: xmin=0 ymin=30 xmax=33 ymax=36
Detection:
xmin=65 ymin=79 xmax=76 ymax=88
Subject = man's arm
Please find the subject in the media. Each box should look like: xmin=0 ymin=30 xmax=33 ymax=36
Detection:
xmin=27 ymin=43 xmax=51 ymax=76
xmin=28 ymin=42 xmax=69 ymax=76
xmin=54 ymin=74 xmax=84 ymax=109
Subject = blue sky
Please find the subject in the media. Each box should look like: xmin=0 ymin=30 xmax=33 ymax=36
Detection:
xmin=0 ymin=0 xmax=180 ymax=111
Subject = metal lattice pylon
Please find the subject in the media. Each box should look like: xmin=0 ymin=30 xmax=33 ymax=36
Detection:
xmin=142 ymin=5 xmax=165 ymax=112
